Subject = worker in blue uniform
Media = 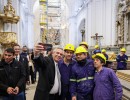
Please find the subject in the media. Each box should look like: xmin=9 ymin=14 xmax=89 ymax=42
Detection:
xmin=101 ymin=49 xmax=112 ymax=67
xmin=93 ymin=53 xmax=122 ymax=100
xmin=92 ymin=49 xmax=101 ymax=59
xmin=93 ymin=45 xmax=100 ymax=54
xmin=116 ymin=48 xmax=128 ymax=70
xmin=79 ymin=42 xmax=91 ymax=59
xmin=59 ymin=44 xmax=76 ymax=100
xmin=70 ymin=46 xmax=95 ymax=100
xmin=101 ymin=49 xmax=108 ymax=60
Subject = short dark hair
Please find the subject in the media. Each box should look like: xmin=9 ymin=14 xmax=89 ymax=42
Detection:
xmin=13 ymin=44 xmax=20 ymax=48
xmin=23 ymin=45 xmax=27 ymax=48
xmin=5 ymin=48 xmax=15 ymax=55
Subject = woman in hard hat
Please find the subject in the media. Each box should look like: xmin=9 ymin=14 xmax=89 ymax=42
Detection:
xmin=116 ymin=48 xmax=128 ymax=70
xmin=93 ymin=53 xmax=122 ymax=100
xmin=59 ymin=44 xmax=76 ymax=100
xmin=70 ymin=46 xmax=95 ymax=100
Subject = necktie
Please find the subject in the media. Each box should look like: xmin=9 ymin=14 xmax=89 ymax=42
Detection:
xmin=16 ymin=56 xmax=18 ymax=61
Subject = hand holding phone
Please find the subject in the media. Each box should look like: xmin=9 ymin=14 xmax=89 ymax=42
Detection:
xmin=38 ymin=43 xmax=52 ymax=51
xmin=34 ymin=43 xmax=45 ymax=56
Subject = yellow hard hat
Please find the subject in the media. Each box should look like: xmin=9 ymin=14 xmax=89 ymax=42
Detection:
xmin=101 ymin=49 xmax=106 ymax=53
xmin=95 ymin=45 xmax=99 ymax=49
xmin=79 ymin=42 xmax=88 ymax=47
xmin=64 ymin=44 xmax=75 ymax=51
xmin=94 ymin=53 xmax=106 ymax=64
xmin=75 ymin=46 xmax=88 ymax=54
xmin=120 ymin=48 xmax=126 ymax=52
xmin=92 ymin=54 xmax=96 ymax=59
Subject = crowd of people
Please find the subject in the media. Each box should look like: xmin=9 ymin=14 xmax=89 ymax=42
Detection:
xmin=0 ymin=42 xmax=128 ymax=100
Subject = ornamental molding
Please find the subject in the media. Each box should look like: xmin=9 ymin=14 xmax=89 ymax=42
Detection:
xmin=116 ymin=0 xmax=130 ymax=47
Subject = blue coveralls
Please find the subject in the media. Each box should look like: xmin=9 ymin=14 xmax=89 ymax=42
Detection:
xmin=70 ymin=59 xmax=95 ymax=100
xmin=59 ymin=59 xmax=76 ymax=100
xmin=93 ymin=67 xmax=122 ymax=100
xmin=116 ymin=54 xmax=128 ymax=70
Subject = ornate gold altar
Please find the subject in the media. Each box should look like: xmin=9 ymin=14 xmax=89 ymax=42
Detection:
xmin=0 ymin=32 xmax=17 ymax=47
xmin=0 ymin=0 xmax=19 ymax=47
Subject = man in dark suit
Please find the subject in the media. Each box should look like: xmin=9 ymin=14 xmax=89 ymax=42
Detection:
xmin=13 ymin=44 xmax=29 ymax=99
xmin=33 ymin=44 xmax=64 ymax=100
xmin=13 ymin=44 xmax=29 ymax=84
xmin=0 ymin=48 xmax=26 ymax=100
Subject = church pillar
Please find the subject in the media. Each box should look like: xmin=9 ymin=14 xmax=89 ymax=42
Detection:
xmin=68 ymin=17 xmax=77 ymax=45
xmin=27 ymin=14 xmax=34 ymax=49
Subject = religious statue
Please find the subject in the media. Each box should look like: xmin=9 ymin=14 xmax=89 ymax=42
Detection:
xmin=4 ymin=0 xmax=15 ymax=16
xmin=91 ymin=33 xmax=103 ymax=45
xmin=116 ymin=0 xmax=128 ymax=45
xmin=81 ymin=30 xmax=85 ymax=41
xmin=119 ymin=0 xmax=127 ymax=13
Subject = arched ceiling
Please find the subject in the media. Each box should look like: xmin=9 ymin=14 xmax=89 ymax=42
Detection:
xmin=65 ymin=0 xmax=84 ymax=16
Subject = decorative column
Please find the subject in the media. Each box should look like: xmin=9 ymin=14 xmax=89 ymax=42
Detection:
xmin=0 ymin=0 xmax=20 ymax=47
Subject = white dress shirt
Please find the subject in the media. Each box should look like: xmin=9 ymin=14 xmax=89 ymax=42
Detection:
xmin=49 ymin=61 xmax=61 ymax=95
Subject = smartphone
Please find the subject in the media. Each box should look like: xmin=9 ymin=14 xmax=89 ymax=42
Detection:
xmin=38 ymin=43 xmax=52 ymax=51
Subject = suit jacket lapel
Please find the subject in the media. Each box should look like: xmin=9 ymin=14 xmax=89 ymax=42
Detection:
xmin=49 ymin=56 xmax=55 ymax=75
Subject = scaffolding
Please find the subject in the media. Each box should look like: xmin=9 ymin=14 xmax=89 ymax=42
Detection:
xmin=39 ymin=0 xmax=48 ymax=43
xmin=39 ymin=0 xmax=61 ymax=44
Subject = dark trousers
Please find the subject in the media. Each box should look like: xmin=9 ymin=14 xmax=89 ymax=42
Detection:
xmin=60 ymin=85 xmax=71 ymax=100
xmin=60 ymin=92 xmax=71 ymax=100
xmin=117 ymin=67 xmax=127 ymax=70
xmin=49 ymin=93 xmax=60 ymax=100
xmin=2 ymin=92 xmax=25 ymax=100
xmin=34 ymin=65 xmax=39 ymax=82
xmin=29 ymin=66 xmax=35 ymax=84
xmin=77 ymin=93 xmax=93 ymax=100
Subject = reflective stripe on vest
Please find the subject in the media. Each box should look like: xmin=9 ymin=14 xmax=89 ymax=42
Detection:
xmin=120 ymin=61 xmax=127 ymax=62
xmin=70 ymin=77 xmax=94 ymax=82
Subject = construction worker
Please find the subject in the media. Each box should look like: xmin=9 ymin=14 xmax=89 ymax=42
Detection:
xmin=70 ymin=46 xmax=95 ymax=100
xmin=101 ymin=49 xmax=113 ymax=67
xmin=93 ymin=53 xmax=122 ymax=100
xmin=79 ymin=41 xmax=91 ymax=59
xmin=101 ymin=49 xmax=108 ymax=60
xmin=116 ymin=48 xmax=128 ymax=70
xmin=92 ymin=49 xmax=101 ymax=59
xmin=79 ymin=42 xmax=88 ymax=50
xmin=59 ymin=44 xmax=76 ymax=100
xmin=93 ymin=45 xmax=100 ymax=54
